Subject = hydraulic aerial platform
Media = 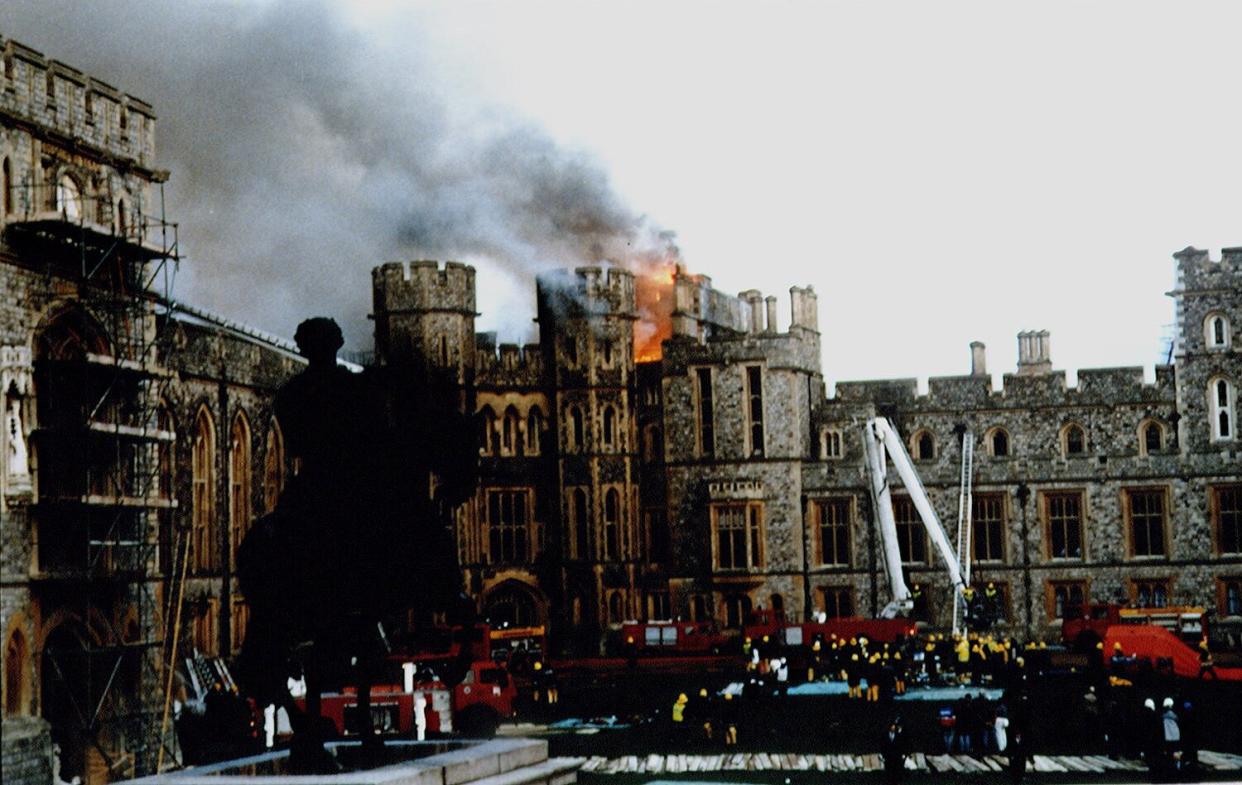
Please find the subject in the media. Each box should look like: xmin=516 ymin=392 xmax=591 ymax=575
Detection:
xmin=861 ymin=418 xmax=968 ymax=626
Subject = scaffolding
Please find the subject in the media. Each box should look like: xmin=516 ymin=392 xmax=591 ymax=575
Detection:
xmin=6 ymin=178 xmax=184 ymax=780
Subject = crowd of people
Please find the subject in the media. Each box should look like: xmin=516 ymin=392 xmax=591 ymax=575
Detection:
xmin=657 ymin=629 xmax=1208 ymax=783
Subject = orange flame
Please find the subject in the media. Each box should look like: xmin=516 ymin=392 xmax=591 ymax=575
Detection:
xmin=633 ymin=256 xmax=678 ymax=362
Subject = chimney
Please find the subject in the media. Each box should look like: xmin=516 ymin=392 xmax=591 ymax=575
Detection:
xmin=765 ymin=296 xmax=778 ymax=333
xmin=1016 ymin=330 xmax=1052 ymax=375
xmin=789 ymin=286 xmax=819 ymax=332
xmin=740 ymin=290 xmax=764 ymax=333
xmin=970 ymin=341 xmax=987 ymax=377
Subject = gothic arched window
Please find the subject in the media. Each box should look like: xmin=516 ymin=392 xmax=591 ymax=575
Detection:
xmin=192 ymin=407 xmax=217 ymax=571
xmin=1211 ymin=377 xmax=1235 ymax=441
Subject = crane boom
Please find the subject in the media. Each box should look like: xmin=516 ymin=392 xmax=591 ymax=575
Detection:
xmin=863 ymin=418 xmax=966 ymax=619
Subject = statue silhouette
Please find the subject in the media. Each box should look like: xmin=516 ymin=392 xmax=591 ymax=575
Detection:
xmin=236 ymin=317 xmax=475 ymax=772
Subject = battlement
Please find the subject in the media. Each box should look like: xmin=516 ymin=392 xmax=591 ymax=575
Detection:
xmin=536 ymin=265 xmax=636 ymax=320
xmin=1 ymin=36 xmax=157 ymax=171
xmin=372 ymin=260 xmax=477 ymax=314
xmin=830 ymin=363 xmax=1176 ymax=409
xmin=672 ymin=271 xmax=818 ymax=340
xmin=1173 ymin=246 xmax=1242 ymax=292
xmin=475 ymin=333 xmax=543 ymax=385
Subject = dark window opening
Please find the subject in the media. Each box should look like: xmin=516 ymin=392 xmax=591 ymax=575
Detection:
xmin=893 ymin=496 xmax=927 ymax=564
xmin=696 ymin=368 xmax=714 ymax=457
xmin=972 ymin=493 xmax=1005 ymax=562
xmin=916 ymin=432 xmax=934 ymax=460
xmin=747 ymin=366 xmax=764 ymax=457
xmin=817 ymin=498 xmax=851 ymax=566
xmin=1143 ymin=423 xmax=1162 ymax=453
xmin=1065 ymin=425 xmax=1085 ymax=455
xmin=1215 ymin=485 xmax=1241 ymax=554
xmin=991 ymin=430 xmax=1009 ymax=457
xmin=488 ymin=490 xmax=530 ymax=564
xmin=1052 ymin=582 xmax=1086 ymax=619
xmin=821 ymin=588 xmax=853 ymax=619
xmin=573 ymin=489 xmax=589 ymax=560
xmin=1046 ymin=493 xmax=1083 ymax=559
xmin=604 ymin=489 xmax=620 ymax=560
xmin=1128 ymin=489 xmax=1166 ymax=557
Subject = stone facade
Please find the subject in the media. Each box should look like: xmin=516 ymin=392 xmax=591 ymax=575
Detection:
xmin=2 ymin=717 xmax=53 ymax=785
xmin=373 ymin=250 xmax=1242 ymax=653
xmin=1 ymin=37 xmax=299 ymax=785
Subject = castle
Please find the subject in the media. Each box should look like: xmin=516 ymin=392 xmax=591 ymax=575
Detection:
xmin=1 ymin=33 xmax=1240 ymax=785
xmin=370 ymin=252 xmax=1241 ymax=655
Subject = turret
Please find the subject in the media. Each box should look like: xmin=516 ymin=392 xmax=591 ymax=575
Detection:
xmin=371 ymin=260 xmax=476 ymax=383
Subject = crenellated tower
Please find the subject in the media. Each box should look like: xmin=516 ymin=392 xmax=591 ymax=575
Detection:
xmin=371 ymin=260 xmax=477 ymax=386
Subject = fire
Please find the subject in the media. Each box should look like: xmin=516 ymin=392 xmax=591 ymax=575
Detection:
xmin=633 ymin=256 xmax=678 ymax=362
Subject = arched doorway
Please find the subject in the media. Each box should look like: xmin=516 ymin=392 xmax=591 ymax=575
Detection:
xmin=483 ymin=582 xmax=542 ymax=628
xmin=41 ymin=620 xmax=106 ymax=784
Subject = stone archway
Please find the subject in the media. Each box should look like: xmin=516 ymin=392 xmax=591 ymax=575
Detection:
xmin=482 ymin=581 xmax=544 ymax=628
xmin=40 ymin=620 xmax=96 ymax=784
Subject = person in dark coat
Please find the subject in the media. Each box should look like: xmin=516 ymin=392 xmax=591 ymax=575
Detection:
xmin=1007 ymin=693 xmax=1032 ymax=783
xmin=881 ymin=715 xmax=908 ymax=785
xmin=1139 ymin=698 xmax=1162 ymax=772
xmin=1103 ymin=693 xmax=1125 ymax=759
xmin=955 ymin=693 xmax=976 ymax=753
xmin=1178 ymin=696 xmax=1198 ymax=773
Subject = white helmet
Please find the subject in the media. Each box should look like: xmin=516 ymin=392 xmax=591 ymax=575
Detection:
xmin=1143 ymin=698 xmax=1155 ymax=710
xmin=1162 ymin=697 xmax=1174 ymax=709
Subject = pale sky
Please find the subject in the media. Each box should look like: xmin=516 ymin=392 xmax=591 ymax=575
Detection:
xmin=351 ymin=1 xmax=1242 ymax=386
xmin=5 ymin=1 xmax=1239 ymax=388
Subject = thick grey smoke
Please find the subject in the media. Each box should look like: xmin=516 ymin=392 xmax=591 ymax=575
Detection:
xmin=1 ymin=0 xmax=679 ymax=348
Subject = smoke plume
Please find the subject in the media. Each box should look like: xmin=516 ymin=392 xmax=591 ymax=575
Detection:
xmin=1 ymin=0 xmax=681 ymax=349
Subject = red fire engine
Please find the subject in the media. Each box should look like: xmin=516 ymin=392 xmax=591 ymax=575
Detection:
xmin=296 ymin=625 xmax=517 ymax=739
xmin=618 ymin=620 xmax=732 ymax=656
xmin=743 ymin=609 xmax=916 ymax=649
xmin=1062 ymin=603 xmax=1207 ymax=649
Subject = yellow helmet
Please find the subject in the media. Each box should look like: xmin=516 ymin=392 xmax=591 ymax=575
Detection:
xmin=534 ymin=661 xmax=543 ymax=671
xmin=699 ymin=688 xmax=708 ymax=697
xmin=724 ymin=692 xmax=733 ymax=701
xmin=677 ymin=693 xmax=688 ymax=703
xmin=1095 ymin=641 xmax=1104 ymax=650
xmin=763 ymin=635 xmax=770 ymax=643
xmin=851 ymin=654 xmax=859 ymax=661
xmin=627 ymin=636 xmax=635 ymax=644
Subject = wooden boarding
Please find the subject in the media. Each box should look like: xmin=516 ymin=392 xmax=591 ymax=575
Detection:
xmin=576 ymin=750 xmax=1242 ymax=775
